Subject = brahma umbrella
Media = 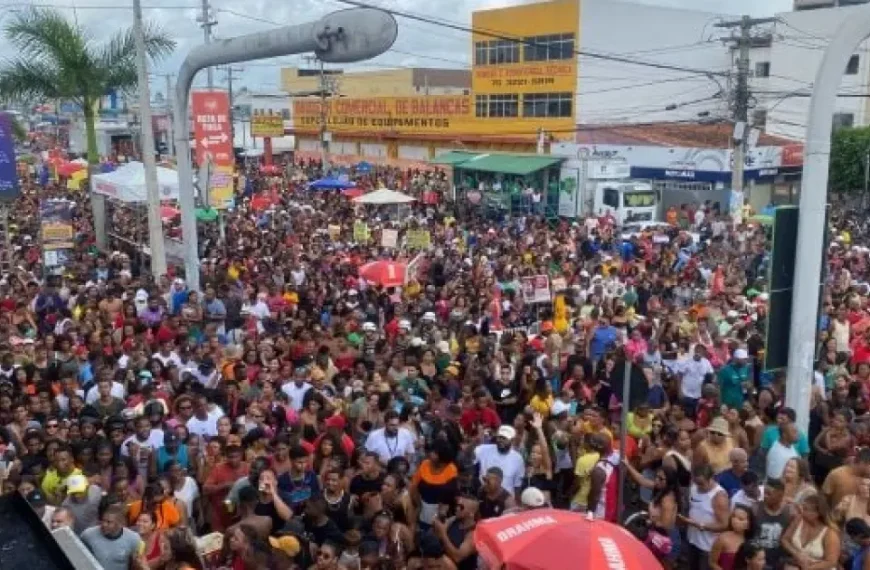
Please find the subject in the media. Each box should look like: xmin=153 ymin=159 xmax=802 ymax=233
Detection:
xmin=308 ymin=177 xmax=356 ymax=190
xmin=359 ymin=260 xmax=407 ymax=288
xmin=474 ymin=509 xmax=661 ymax=570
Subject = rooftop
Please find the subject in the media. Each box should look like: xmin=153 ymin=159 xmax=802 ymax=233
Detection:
xmin=574 ymin=121 xmax=799 ymax=148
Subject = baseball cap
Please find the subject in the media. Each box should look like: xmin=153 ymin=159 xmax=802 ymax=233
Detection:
xmin=520 ymin=486 xmax=547 ymax=508
xmin=26 ymin=489 xmax=46 ymax=507
xmin=66 ymin=474 xmax=88 ymax=494
xmin=497 ymin=425 xmax=517 ymax=440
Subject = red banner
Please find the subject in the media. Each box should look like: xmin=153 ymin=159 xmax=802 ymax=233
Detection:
xmin=191 ymin=91 xmax=232 ymax=166
xmin=191 ymin=90 xmax=234 ymax=209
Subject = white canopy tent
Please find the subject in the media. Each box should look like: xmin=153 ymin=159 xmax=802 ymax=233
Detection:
xmin=352 ymin=188 xmax=416 ymax=205
xmin=90 ymin=161 xmax=180 ymax=202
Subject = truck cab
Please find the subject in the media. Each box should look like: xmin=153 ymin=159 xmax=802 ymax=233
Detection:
xmin=595 ymin=182 xmax=658 ymax=225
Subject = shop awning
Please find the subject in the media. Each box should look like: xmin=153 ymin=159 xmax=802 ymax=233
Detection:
xmin=455 ymin=153 xmax=563 ymax=175
xmin=429 ymin=151 xmax=480 ymax=166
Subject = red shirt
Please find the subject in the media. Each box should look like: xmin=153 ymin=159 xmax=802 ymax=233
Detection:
xmin=459 ymin=407 xmax=501 ymax=434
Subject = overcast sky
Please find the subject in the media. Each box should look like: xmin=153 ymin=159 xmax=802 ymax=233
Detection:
xmin=0 ymin=0 xmax=798 ymax=93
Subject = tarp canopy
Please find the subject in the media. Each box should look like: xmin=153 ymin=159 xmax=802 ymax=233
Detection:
xmin=430 ymin=150 xmax=480 ymax=166
xmin=455 ymin=153 xmax=563 ymax=175
xmin=90 ymin=161 xmax=180 ymax=202
xmin=353 ymin=188 xmax=416 ymax=205
xmin=308 ymin=177 xmax=356 ymax=190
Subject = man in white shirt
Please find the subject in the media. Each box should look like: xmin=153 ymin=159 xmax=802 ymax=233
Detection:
xmin=676 ymin=345 xmax=714 ymax=415
xmin=365 ymin=410 xmax=415 ymax=465
xmin=186 ymin=393 xmax=222 ymax=438
xmin=121 ymin=415 xmax=164 ymax=479
xmin=766 ymin=422 xmax=799 ymax=479
xmin=85 ymin=376 xmax=125 ymax=404
xmin=282 ymin=367 xmax=313 ymax=412
xmin=153 ymin=341 xmax=182 ymax=369
xmin=474 ymin=425 xmax=525 ymax=496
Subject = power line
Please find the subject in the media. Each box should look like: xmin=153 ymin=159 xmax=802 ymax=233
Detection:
xmin=333 ymin=0 xmax=730 ymax=78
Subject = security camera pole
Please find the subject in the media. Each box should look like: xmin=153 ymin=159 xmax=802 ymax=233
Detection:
xmin=786 ymin=6 xmax=870 ymax=432
xmin=173 ymin=8 xmax=398 ymax=291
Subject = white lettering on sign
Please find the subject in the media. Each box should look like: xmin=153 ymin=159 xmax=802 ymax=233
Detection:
xmin=495 ymin=515 xmax=557 ymax=542
xmin=598 ymin=538 xmax=626 ymax=570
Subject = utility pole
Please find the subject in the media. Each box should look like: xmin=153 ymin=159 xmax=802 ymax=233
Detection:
xmin=165 ymin=74 xmax=175 ymax=155
xmin=305 ymin=55 xmax=334 ymax=169
xmin=199 ymin=0 xmax=216 ymax=88
xmin=717 ymin=16 xmax=775 ymax=197
xmin=133 ymin=0 xmax=166 ymax=276
xmin=221 ymin=65 xmax=243 ymax=146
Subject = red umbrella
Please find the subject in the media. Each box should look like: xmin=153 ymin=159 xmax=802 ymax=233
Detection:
xmin=474 ymin=509 xmax=662 ymax=570
xmin=359 ymin=260 xmax=407 ymax=288
xmin=56 ymin=161 xmax=85 ymax=177
xmin=343 ymin=187 xmax=364 ymax=199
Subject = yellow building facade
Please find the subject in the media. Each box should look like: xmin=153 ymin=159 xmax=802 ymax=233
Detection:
xmin=288 ymin=0 xmax=580 ymax=166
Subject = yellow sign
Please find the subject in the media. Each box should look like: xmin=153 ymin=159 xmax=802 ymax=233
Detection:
xmin=353 ymin=221 xmax=370 ymax=243
xmin=473 ymin=62 xmax=576 ymax=95
xmin=209 ymin=164 xmax=235 ymax=210
xmin=251 ymin=112 xmax=285 ymax=138
xmin=406 ymin=230 xmax=431 ymax=250
xmin=328 ymin=224 xmax=341 ymax=240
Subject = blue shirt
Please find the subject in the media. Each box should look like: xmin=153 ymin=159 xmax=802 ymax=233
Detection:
xmin=715 ymin=469 xmax=742 ymax=497
xmin=590 ymin=325 xmax=619 ymax=360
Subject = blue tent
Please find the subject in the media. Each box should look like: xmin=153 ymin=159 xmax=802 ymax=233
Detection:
xmin=308 ymin=177 xmax=356 ymax=190
xmin=355 ymin=161 xmax=373 ymax=174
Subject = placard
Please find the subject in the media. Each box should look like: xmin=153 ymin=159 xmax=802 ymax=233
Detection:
xmin=406 ymin=229 xmax=431 ymax=250
xmin=521 ymin=275 xmax=551 ymax=303
xmin=327 ymin=224 xmax=341 ymax=240
xmin=353 ymin=221 xmax=370 ymax=243
xmin=381 ymin=229 xmax=398 ymax=248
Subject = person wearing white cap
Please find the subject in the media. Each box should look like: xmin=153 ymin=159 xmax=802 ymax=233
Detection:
xmin=473 ymin=425 xmax=525 ymax=495
xmin=717 ymin=347 xmax=751 ymax=409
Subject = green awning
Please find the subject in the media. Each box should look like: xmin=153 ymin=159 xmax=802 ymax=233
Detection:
xmin=429 ymin=151 xmax=480 ymax=166
xmin=455 ymin=153 xmax=563 ymax=175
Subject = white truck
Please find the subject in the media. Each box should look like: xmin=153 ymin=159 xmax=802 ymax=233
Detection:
xmin=551 ymin=145 xmax=659 ymax=225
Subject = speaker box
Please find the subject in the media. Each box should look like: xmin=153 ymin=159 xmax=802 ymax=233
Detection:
xmin=0 ymin=493 xmax=76 ymax=569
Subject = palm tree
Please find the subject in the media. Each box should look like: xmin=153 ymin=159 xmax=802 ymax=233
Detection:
xmin=0 ymin=8 xmax=175 ymax=165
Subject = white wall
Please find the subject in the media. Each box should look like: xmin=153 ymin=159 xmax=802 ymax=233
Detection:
xmin=765 ymin=5 xmax=870 ymax=140
xmin=577 ymin=0 xmax=733 ymax=125
xmin=398 ymin=145 xmax=430 ymax=160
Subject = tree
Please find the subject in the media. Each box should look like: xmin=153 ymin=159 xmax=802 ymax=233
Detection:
xmin=0 ymin=8 xmax=174 ymax=165
xmin=829 ymin=125 xmax=870 ymax=194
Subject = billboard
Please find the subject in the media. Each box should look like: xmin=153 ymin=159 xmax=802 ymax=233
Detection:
xmin=251 ymin=110 xmax=285 ymax=138
xmin=0 ymin=113 xmax=20 ymax=202
xmin=191 ymin=91 xmax=234 ymax=209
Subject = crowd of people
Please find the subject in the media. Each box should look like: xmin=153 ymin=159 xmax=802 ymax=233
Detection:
xmin=4 ymin=154 xmax=870 ymax=570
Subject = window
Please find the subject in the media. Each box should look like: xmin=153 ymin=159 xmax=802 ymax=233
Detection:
xmin=487 ymin=94 xmax=519 ymax=117
xmin=524 ymin=33 xmax=575 ymax=62
xmin=475 ymin=95 xmax=489 ymax=117
xmin=847 ymin=54 xmax=860 ymax=75
xmin=602 ymin=188 xmax=619 ymax=208
xmin=475 ymin=41 xmax=488 ymax=66
xmin=523 ymin=92 xmax=573 ymax=118
xmin=833 ymin=112 xmax=855 ymax=129
xmin=623 ymin=191 xmax=656 ymax=208
xmin=754 ymin=61 xmax=770 ymax=78
xmin=474 ymin=39 xmax=520 ymax=65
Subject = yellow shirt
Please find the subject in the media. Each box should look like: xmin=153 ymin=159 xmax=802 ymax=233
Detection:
xmin=572 ymin=451 xmax=601 ymax=507
xmin=581 ymin=422 xmax=614 ymax=445
xmin=529 ymin=394 xmax=554 ymax=417
xmin=42 ymin=467 xmax=83 ymax=499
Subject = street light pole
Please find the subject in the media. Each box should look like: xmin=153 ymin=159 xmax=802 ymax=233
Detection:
xmin=786 ymin=6 xmax=870 ymax=432
xmin=133 ymin=0 xmax=166 ymax=276
xmin=173 ymin=8 xmax=397 ymax=291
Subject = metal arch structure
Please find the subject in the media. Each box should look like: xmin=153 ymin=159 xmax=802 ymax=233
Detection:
xmin=786 ymin=6 xmax=870 ymax=431
xmin=173 ymin=8 xmax=398 ymax=291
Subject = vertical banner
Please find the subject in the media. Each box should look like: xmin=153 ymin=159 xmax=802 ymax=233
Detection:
xmin=0 ymin=113 xmax=20 ymax=202
xmin=191 ymin=91 xmax=234 ymax=210
xmin=40 ymin=199 xmax=74 ymax=270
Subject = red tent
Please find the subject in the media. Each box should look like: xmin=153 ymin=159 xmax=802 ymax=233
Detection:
xmin=474 ymin=509 xmax=661 ymax=570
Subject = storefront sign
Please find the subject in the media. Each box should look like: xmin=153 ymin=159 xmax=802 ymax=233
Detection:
xmin=473 ymin=63 xmax=576 ymax=93
xmin=251 ymin=110 xmax=285 ymax=138
xmin=192 ymin=91 xmax=234 ymax=209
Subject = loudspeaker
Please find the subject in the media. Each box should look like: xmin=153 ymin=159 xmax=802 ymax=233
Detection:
xmin=0 ymin=493 xmax=76 ymax=569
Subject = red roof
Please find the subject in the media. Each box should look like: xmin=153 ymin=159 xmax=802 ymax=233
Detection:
xmin=574 ymin=122 xmax=799 ymax=148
